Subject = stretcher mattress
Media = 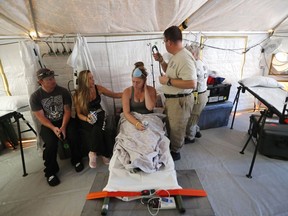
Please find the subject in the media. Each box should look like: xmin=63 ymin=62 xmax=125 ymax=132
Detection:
xmin=247 ymin=86 xmax=287 ymax=115
xmin=0 ymin=95 xmax=29 ymax=117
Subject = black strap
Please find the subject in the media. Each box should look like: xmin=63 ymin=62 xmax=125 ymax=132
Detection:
xmin=164 ymin=92 xmax=192 ymax=98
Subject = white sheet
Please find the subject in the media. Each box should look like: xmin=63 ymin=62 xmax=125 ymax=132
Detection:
xmin=248 ymin=86 xmax=287 ymax=115
xmin=103 ymin=150 xmax=181 ymax=193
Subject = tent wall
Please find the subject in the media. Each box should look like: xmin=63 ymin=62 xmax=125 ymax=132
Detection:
xmin=0 ymin=42 xmax=35 ymax=139
xmin=1 ymin=31 xmax=287 ymax=141
xmin=0 ymin=43 xmax=28 ymax=96
xmin=37 ymin=32 xmax=276 ymax=112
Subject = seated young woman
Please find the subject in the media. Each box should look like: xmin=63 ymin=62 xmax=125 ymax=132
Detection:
xmin=122 ymin=61 xmax=157 ymax=128
xmin=73 ymin=70 xmax=122 ymax=168
xmin=114 ymin=62 xmax=170 ymax=173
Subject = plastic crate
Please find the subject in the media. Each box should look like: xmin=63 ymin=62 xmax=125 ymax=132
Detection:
xmin=198 ymin=101 xmax=233 ymax=130
xmin=207 ymin=83 xmax=231 ymax=104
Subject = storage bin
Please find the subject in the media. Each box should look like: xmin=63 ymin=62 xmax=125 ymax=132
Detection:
xmin=198 ymin=101 xmax=233 ymax=130
xmin=207 ymin=83 xmax=231 ymax=104
xmin=248 ymin=114 xmax=288 ymax=160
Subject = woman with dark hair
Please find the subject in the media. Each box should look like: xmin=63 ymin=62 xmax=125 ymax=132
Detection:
xmin=73 ymin=70 xmax=122 ymax=168
xmin=122 ymin=62 xmax=157 ymax=130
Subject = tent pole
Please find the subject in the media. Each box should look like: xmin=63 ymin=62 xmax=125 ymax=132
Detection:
xmin=272 ymin=14 xmax=288 ymax=33
xmin=28 ymin=0 xmax=40 ymax=38
xmin=0 ymin=60 xmax=12 ymax=96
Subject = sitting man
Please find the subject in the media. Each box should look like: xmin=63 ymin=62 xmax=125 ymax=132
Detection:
xmin=29 ymin=68 xmax=84 ymax=187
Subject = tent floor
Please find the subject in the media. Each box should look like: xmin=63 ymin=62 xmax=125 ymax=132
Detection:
xmin=82 ymin=170 xmax=214 ymax=216
xmin=0 ymin=110 xmax=288 ymax=216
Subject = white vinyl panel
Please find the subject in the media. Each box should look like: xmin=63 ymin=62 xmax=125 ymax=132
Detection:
xmin=201 ymin=35 xmax=266 ymax=110
xmin=0 ymin=43 xmax=27 ymax=96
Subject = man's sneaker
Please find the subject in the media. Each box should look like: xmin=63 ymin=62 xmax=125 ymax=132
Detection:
xmin=89 ymin=151 xmax=97 ymax=168
xmin=195 ymin=132 xmax=202 ymax=138
xmin=47 ymin=175 xmax=60 ymax=187
xmin=170 ymin=151 xmax=181 ymax=161
xmin=75 ymin=162 xmax=84 ymax=172
xmin=184 ymin=138 xmax=195 ymax=144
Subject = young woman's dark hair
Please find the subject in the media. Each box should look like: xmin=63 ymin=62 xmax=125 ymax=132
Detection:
xmin=132 ymin=61 xmax=148 ymax=78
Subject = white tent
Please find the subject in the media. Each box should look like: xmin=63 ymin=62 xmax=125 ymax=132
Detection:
xmin=1 ymin=2 xmax=288 ymax=216
xmin=1 ymin=0 xmax=288 ymax=35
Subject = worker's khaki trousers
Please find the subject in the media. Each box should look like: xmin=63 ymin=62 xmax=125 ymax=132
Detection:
xmin=164 ymin=94 xmax=194 ymax=153
xmin=186 ymin=91 xmax=209 ymax=140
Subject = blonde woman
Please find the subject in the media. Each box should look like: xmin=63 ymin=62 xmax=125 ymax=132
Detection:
xmin=73 ymin=70 xmax=122 ymax=168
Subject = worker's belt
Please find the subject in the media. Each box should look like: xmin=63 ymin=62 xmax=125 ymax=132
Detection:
xmin=198 ymin=90 xmax=206 ymax=95
xmin=164 ymin=92 xmax=192 ymax=98
xmin=192 ymin=90 xmax=206 ymax=95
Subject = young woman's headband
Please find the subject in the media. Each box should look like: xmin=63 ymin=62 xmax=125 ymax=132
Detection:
xmin=132 ymin=68 xmax=146 ymax=78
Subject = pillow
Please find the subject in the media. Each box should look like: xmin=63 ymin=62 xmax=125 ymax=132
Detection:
xmin=239 ymin=76 xmax=284 ymax=88
xmin=0 ymin=95 xmax=29 ymax=111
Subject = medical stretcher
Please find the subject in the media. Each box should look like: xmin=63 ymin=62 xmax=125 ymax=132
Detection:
xmin=87 ymin=188 xmax=207 ymax=215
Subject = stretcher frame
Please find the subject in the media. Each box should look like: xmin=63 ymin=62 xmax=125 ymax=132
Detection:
xmin=87 ymin=112 xmax=208 ymax=215
xmin=0 ymin=111 xmax=37 ymax=176
xmin=230 ymin=82 xmax=288 ymax=178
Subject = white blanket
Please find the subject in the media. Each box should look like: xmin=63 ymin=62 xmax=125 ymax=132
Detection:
xmin=103 ymin=112 xmax=181 ymax=194
xmin=114 ymin=112 xmax=170 ymax=173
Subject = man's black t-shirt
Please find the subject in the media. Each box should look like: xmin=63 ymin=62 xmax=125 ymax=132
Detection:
xmin=29 ymin=85 xmax=72 ymax=122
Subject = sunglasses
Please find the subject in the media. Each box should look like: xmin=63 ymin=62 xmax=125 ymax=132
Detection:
xmin=38 ymin=70 xmax=57 ymax=79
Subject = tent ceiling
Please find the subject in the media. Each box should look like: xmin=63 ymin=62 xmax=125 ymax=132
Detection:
xmin=0 ymin=0 xmax=288 ymax=38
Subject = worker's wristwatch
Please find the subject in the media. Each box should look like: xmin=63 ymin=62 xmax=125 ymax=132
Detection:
xmin=167 ymin=78 xmax=172 ymax=86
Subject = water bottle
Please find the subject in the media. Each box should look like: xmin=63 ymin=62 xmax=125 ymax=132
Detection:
xmin=60 ymin=134 xmax=70 ymax=149
xmin=58 ymin=134 xmax=71 ymax=159
xmin=63 ymin=139 xmax=69 ymax=149
xmin=89 ymin=111 xmax=98 ymax=124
